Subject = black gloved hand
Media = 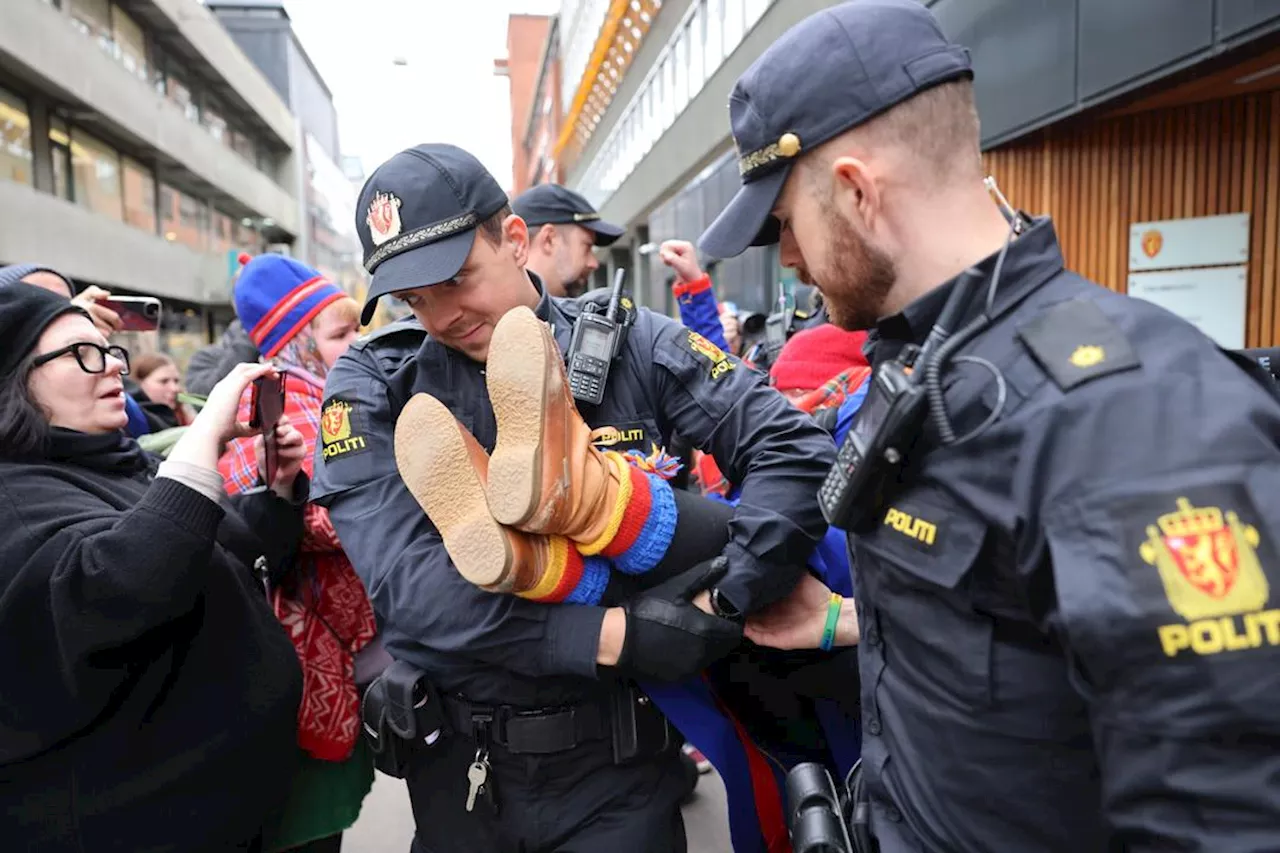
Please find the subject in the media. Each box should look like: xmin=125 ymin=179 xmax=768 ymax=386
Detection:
xmin=615 ymin=596 xmax=742 ymax=682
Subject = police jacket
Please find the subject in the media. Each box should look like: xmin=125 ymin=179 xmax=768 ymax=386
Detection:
xmin=310 ymin=274 xmax=835 ymax=707
xmin=853 ymin=216 xmax=1280 ymax=852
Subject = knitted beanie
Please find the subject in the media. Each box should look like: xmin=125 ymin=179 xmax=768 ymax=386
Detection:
xmin=0 ymin=264 xmax=75 ymax=295
xmin=233 ymin=254 xmax=346 ymax=359
xmin=769 ymin=323 xmax=869 ymax=392
xmin=0 ymin=283 xmax=88 ymax=377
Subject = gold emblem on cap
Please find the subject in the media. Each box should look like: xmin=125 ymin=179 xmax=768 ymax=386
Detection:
xmin=738 ymin=132 xmax=803 ymax=177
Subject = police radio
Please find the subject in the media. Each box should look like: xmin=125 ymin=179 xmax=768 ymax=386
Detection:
xmin=819 ymin=180 xmax=1028 ymax=530
xmin=567 ymin=268 xmax=629 ymax=405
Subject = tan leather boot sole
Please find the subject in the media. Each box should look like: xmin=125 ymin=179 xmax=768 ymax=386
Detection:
xmin=485 ymin=306 xmax=557 ymax=528
xmin=394 ymin=393 xmax=519 ymax=591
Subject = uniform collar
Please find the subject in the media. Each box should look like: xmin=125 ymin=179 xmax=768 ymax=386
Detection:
xmin=871 ymin=215 xmax=1065 ymax=348
xmin=530 ymin=270 xmax=574 ymax=353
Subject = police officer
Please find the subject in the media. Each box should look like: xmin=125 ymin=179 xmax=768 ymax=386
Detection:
xmin=702 ymin=1 xmax=1280 ymax=850
xmin=512 ymin=183 xmax=623 ymax=298
xmin=311 ymin=143 xmax=836 ymax=852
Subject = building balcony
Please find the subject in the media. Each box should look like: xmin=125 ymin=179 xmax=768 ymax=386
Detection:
xmin=0 ymin=178 xmax=235 ymax=305
xmin=0 ymin=0 xmax=299 ymax=236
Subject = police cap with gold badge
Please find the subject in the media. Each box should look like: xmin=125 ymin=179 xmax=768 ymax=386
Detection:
xmin=698 ymin=0 xmax=972 ymax=259
xmin=512 ymin=184 xmax=625 ymax=247
xmin=356 ymin=143 xmax=510 ymax=325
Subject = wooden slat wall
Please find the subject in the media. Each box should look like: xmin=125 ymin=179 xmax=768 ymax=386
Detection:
xmin=983 ymin=90 xmax=1280 ymax=346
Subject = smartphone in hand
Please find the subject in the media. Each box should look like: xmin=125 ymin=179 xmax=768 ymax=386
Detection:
xmin=99 ymin=296 xmax=162 ymax=331
xmin=249 ymin=372 xmax=286 ymax=484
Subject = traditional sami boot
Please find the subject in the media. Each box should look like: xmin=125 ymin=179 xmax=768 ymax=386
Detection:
xmin=394 ymin=392 xmax=611 ymax=603
xmin=484 ymin=306 xmax=679 ymax=575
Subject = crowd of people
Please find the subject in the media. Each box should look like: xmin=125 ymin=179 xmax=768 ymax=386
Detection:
xmin=4 ymin=2 xmax=1280 ymax=853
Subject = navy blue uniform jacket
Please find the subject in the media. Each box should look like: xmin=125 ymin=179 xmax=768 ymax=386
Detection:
xmin=309 ymin=276 xmax=835 ymax=707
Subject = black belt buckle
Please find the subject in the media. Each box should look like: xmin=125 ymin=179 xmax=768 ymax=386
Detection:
xmin=610 ymin=683 xmax=670 ymax=765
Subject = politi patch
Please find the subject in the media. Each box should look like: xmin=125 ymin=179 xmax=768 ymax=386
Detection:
xmin=683 ymin=331 xmax=735 ymax=381
xmin=321 ymin=397 xmax=369 ymax=461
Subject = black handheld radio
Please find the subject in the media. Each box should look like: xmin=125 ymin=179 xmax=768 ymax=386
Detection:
xmin=819 ymin=179 xmax=1027 ymax=530
xmin=567 ymin=269 xmax=628 ymax=406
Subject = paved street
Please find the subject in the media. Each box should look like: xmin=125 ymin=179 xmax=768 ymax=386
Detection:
xmin=344 ymin=767 xmax=732 ymax=852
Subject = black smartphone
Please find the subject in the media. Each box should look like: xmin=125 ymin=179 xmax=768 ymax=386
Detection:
xmin=249 ymin=372 xmax=286 ymax=484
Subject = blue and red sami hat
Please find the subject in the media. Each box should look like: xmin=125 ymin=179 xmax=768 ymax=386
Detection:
xmin=234 ymin=253 xmax=346 ymax=359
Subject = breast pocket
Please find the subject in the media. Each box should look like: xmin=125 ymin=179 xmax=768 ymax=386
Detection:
xmin=856 ymin=489 xmax=994 ymax=709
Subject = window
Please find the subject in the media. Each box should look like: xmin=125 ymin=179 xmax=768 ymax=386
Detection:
xmin=210 ymin=209 xmax=235 ymax=256
xmin=0 ymin=86 xmax=33 ymax=186
xmin=203 ymin=97 xmax=227 ymax=144
xmin=673 ymin=28 xmax=690 ymax=114
xmin=70 ymin=0 xmax=113 ymax=53
xmin=166 ymin=66 xmax=200 ymax=124
xmin=744 ymin=0 xmax=770 ymax=29
xmin=49 ymin=120 xmax=72 ymax=199
xmin=724 ymin=0 xmax=745 ymax=55
xmin=160 ymin=183 xmax=210 ymax=251
xmin=688 ymin=8 xmax=705 ymax=96
xmin=704 ymin=0 xmax=724 ymax=75
xmin=70 ymin=129 xmax=123 ymax=221
xmin=112 ymin=5 xmax=148 ymax=82
xmin=122 ymin=157 xmax=156 ymax=234
xmin=229 ymin=128 xmax=257 ymax=165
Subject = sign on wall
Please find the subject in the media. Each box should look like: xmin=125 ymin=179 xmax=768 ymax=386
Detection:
xmin=1128 ymin=213 xmax=1250 ymax=271
xmin=1127 ymin=266 xmax=1248 ymax=349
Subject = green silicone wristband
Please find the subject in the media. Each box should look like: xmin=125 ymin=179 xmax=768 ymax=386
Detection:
xmin=820 ymin=593 xmax=842 ymax=651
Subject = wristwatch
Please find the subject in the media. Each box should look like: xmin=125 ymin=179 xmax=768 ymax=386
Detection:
xmin=709 ymin=587 xmax=744 ymax=623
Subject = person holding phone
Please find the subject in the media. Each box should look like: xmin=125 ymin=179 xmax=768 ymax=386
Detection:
xmin=0 ymin=283 xmax=308 ymax=852
xmin=218 ymin=253 xmax=377 ymax=853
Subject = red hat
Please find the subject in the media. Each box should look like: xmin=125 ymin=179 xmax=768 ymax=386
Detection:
xmin=769 ymin=324 xmax=869 ymax=392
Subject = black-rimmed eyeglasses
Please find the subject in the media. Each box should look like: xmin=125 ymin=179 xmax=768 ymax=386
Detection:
xmin=32 ymin=343 xmax=131 ymax=375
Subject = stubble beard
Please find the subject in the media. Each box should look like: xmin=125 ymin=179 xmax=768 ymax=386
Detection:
xmin=813 ymin=205 xmax=898 ymax=332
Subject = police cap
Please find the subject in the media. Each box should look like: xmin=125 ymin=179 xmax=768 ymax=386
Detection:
xmin=512 ymin=184 xmax=625 ymax=247
xmin=355 ymin=143 xmax=509 ymax=325
xmin=698 ymin=0 xmax=972 ymax=259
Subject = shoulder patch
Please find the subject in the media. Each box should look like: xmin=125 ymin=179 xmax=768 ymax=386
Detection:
xmin=681 ymin=330 xmax=736 ymax=381
xmin=320 ymin=396 xmax=370 ymax=462
xmin=1016 ymin=299 xmax=1140 ymax=391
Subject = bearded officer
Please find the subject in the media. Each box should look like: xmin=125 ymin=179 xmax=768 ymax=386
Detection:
xmin=511 ymin=183 xmax=623 ymax=298
xmin=701 ymin=1 xmax=1280 ymax=850
xmin=311 ymin=143 xmax=835 ymax=852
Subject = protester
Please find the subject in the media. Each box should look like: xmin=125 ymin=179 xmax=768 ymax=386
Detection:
xmin=131 ymin=351 xmax=194 ymax=428
xmin=0 ymin=284 xmax=305 ymax=851
xmin=218 ymin=254 xmax=375 ymax=853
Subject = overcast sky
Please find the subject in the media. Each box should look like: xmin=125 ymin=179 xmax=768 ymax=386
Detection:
xmin=284 ymin=0 xmax=560 ymax=191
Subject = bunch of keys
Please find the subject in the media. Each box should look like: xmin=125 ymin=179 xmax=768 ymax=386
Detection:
xmin=465 ymin=748 xmax=498 ymax=814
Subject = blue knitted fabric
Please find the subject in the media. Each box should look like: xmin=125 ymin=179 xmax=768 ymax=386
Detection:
xmin=565 ymin=556 xmax=612 ymax=605
xmin=613 ymin=473 xmax=678 ymax=575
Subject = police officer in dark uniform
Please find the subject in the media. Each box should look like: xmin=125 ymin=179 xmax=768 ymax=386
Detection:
xmin=703 ymin=1 xmax=1280 ymax=850
xmin=512 ymin=183 xmax=623 ymax=298
xmin=311 ymin=143 xmax=836 ymax=852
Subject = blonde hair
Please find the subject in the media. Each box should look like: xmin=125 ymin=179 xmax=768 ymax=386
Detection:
xmin=315 ymin=295 xmax=361 ymax=327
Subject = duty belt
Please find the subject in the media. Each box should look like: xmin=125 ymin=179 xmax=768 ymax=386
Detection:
xmin=441 ymin=695 xmax=612 ymax=755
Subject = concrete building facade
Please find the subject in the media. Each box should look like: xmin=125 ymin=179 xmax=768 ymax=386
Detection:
xmin=496 ymin=14 xmax=558 ymax=195
xmin=205 ymin=0 xmax=364 ymax=299
xmin=0 ymin=0 xmax=301 ymax=356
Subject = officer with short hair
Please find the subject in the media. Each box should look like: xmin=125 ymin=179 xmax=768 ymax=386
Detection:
xmin=512 ymin=183 xmax=623 ymax=298
xmin=704 ymin=1 xmax=1280 ymax=850
xmin=311 ymin=144 xmax=835 ymax=852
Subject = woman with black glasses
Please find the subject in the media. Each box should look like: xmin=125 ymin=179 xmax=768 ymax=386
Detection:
xmin=0 ymin=285 xmax=306 ymax=851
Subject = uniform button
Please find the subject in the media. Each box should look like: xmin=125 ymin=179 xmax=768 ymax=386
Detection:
xmin=865 ymin=625 xmax=879 ymax=646
xmin=884 ymin=805 xmax=902 ymax=823
xmin=866 ymin=718 xmax=881 ymax=736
